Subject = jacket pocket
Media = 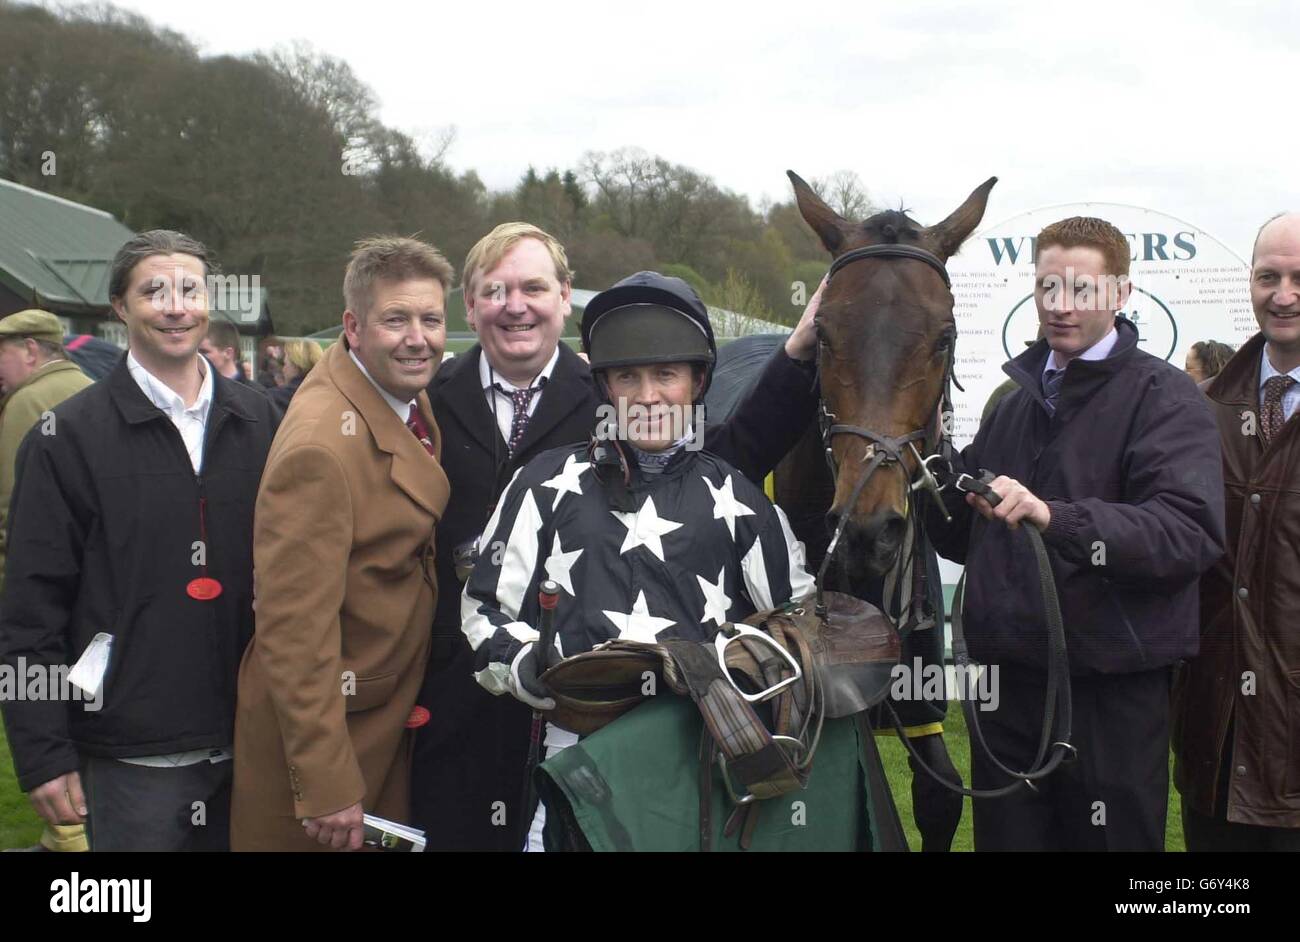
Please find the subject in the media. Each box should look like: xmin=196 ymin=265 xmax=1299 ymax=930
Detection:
xmin=1287 ymin=671 xmax=1300 ymax=797
xmin=1101 ymin=579 xmax=1148 ymax=667
xmin=345 ymin=671 xmax=398 ymax=714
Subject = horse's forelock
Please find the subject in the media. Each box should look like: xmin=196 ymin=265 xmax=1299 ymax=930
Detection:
xmin=860 ymin=209 xmax=922 ymax=244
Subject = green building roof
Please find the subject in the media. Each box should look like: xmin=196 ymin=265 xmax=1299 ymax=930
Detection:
xmin=0 ymin=178 xmax=134 ymax=313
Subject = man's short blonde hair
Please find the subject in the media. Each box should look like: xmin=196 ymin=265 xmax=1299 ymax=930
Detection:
xmin=343 ymin=236 xmax=455 ymax=321
xmin=462 ymin=223 xmax=573 ymax=296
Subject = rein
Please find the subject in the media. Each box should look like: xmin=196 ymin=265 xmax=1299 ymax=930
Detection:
xmin=815 ymin=242 xmax=1074 ymax=799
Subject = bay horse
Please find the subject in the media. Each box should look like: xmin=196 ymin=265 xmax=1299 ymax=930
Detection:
xmin=786 ymin=172 xmax=997 ymax=851
xmin=709 ymin=172 xmax=997 ymax=849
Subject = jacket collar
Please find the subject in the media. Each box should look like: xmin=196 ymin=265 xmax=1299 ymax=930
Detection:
xmin=327 ymin=341 xmax=448 ymax=519
xmin=7 ymin=358 xmax=84 ymax=396
xmin=430 ymin=345 xmax=502 ymax=456
xmin=1003 ymin=316 xmax=1139 ymax=416
xmin=108 ymin=351 xmax=257 ymax=426
xmin=1206 ymin=331 xmax=1266 ymax=408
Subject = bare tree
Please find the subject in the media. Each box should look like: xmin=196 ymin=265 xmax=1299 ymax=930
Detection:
xmin=811 ymin=169 xmax=876 ymax=220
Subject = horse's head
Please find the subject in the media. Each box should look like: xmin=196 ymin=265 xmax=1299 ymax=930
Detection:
xmin=790 ymin=170 xmax=996 ymax=576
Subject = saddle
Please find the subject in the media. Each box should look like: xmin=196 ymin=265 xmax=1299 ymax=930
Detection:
xmin=538 ymin=590 xmax=900 ymax=844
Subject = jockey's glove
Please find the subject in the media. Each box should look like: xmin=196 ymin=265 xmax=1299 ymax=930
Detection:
xmin=510 ymin=643 xmax=556 ymax=711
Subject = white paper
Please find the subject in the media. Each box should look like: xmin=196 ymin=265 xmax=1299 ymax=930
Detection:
xmin=362 ymin=813 xmax=426 ymax=852
xmin=68 ymin=632 xmax=113 ymax=699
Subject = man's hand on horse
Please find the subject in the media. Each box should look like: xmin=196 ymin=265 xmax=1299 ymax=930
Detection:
xmin=302 ymin=801 xmax=364 ymax=850
xmin=966 ymin=475 xmax=1051 ymax=531
xmin=785 ymin=275 xmax=827 ymax=361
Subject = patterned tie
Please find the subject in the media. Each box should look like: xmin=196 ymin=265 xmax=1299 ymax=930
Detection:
xmin=1042 ymin=368 xmax=1065 ymax=416
xmin=1260 ymin=374 xmax=1296 ymax=447
xmin=406 ymin=404 xmax=435 ymax=457
xmin=494 ymin=382 xmax=544 ymax=458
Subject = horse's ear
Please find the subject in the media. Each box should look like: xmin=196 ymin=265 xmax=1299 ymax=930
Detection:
xmin=927 ymin=176 xmax=998 ymax=259
xmin=788 ymin=170 xmax=851 ymax=255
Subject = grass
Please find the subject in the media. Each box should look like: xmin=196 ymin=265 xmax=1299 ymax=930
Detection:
xmin=1 ymin=699 xmax=1185 ymax=852
xmin=0 ymin=724 xmax=43 ymax=850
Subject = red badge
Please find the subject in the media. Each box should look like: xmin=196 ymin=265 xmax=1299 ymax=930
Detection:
xmin=187 ymin=577 xmax=223 ymax=601
xmin=405 ymin=706 xmax=431 ymax=729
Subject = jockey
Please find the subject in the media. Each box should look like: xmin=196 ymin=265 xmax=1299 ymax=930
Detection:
xmin=460 ymin=271 xmax=815 ymax=850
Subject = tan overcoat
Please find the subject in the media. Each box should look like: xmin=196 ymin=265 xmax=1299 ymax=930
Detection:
xmin=230 ymin=342 xmax=449 ymax=850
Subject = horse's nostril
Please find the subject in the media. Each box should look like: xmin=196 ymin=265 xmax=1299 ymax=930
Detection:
xmin=879 ymin=515 xmax=906 ymax=552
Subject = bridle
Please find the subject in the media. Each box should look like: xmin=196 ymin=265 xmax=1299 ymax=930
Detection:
xmin=814 ymin=240 xmax=1075 ymax=800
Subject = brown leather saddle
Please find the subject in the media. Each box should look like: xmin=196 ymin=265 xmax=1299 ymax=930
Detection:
xmin=538 ymin=590 xmax=901 ymax=818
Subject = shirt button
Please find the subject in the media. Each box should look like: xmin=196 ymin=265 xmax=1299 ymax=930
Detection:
xmin=1250 ymin=493 xmax=1261 ymax=505
xmin=1237 ymin=587 xmax=1249 ymax=599
xmin=1235 ymin=765 xmax=1246 ymax=777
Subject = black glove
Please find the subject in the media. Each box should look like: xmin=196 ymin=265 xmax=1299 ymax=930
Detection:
xmin=510 ymin=643 xmax=555 ymax=711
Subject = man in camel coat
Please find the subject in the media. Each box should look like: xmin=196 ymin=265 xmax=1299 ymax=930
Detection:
xmin=230 ymin=237 xmax=453 ymax=851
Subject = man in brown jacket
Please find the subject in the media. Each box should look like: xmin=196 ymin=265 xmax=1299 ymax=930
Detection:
xmin=0 ymin=311 xmax=93 ymax=596
xmin=230 ymin=237 xmax=452 ymax=851
xmin=1173 ymin=212 xmax=1300 ymax=850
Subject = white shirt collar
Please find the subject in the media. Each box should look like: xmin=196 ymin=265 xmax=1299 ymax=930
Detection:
xmin=1259 ymin=344 xmax=1300 ymax=391
xmin=126 ymin=351 xmax=213 ymax=418
xmin=479 ymin=345 xmax=560 ymax=393
xmin=1043 ymin=325 xmax=1118 ymax=377
xmin=348 ymin=348 xmax=416 ymax=421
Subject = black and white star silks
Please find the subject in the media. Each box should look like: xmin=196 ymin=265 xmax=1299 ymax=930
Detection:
xmin=462 ymin=443 xmax=815 ymax=697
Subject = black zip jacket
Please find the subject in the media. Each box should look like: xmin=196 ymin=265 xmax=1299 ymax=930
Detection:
xmin=926 ymin=317 xmax=1225 ymax=675
xmin=0 ymin=355 xmax=278 ymax=792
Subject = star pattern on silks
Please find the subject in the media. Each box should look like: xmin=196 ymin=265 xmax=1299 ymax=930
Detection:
xmin=543 ymin=532 xmax=583 ymax=597
xmin=703 ymin=474 xmax=755 ymax=540
xmin=696 ymin=566 xmax=731 ymax=627
xmin=611 ymin=494 xmax=683 ymax=562
xmin=603 ymin=590 xmax=677 ymax=642
xmin=540 ymin=453 xmax=590 ymax=511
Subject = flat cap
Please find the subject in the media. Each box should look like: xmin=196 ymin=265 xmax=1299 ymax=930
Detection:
xmin=0 ymin=309 xmax=64 ymax=345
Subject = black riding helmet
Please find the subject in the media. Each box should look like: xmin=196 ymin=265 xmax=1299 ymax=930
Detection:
xmin=581 ymin=271 xmax=717 ymax=400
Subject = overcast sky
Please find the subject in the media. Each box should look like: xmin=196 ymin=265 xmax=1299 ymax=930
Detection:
xmin=89 ymin=0 xmax=1298 ymax=259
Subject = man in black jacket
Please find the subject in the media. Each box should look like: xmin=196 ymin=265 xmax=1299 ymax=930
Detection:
xmin=926 ymin=216 xmax=1225 ymax=851
xmin=0 ymin=230 xmax=279 ymax=851
xmin=411 ymin=222 xmax=821 ymax=850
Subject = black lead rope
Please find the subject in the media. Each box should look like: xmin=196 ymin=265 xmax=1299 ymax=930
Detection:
xmin=882 ymin=471 xmax=1075 ymax=799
